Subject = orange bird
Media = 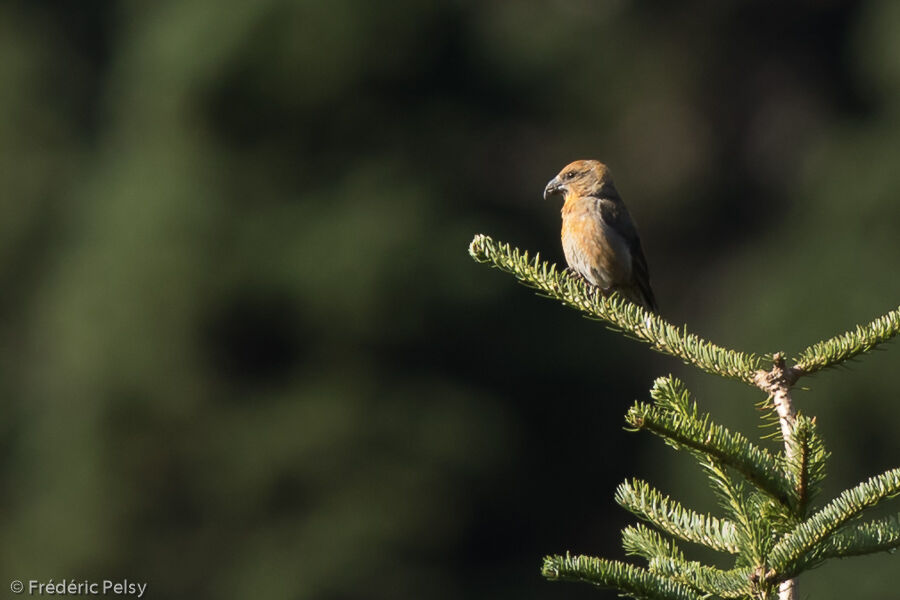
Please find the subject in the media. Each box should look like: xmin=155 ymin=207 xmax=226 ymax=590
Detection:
xmin=544 ymin=160 xmax=658 ymax=312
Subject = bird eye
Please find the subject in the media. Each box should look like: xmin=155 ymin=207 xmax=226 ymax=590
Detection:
xmin=564 ymin=171 xmax=577 ymax=180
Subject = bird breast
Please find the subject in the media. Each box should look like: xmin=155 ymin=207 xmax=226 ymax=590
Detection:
xmin=561 ymin=197 xmax=633 ymax=289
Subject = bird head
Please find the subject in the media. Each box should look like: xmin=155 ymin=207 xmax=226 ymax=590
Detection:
xmin=543 ymin=160 xmax=614 ymax=201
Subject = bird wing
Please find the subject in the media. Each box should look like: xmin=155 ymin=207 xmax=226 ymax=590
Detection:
xmin=598 ymin=195 xmax=658 ymax=312
xmin=628 ymin=240 xmax=658 ymax=312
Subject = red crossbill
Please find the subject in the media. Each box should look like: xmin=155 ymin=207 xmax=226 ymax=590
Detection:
xmin=544 ymin=160 xmax=658 ymax=312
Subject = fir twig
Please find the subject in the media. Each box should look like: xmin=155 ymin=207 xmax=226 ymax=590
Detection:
xmin=781 ymin=415 xmax=828 ymax=515
xmin=649 ymin=557 xmax=756 ymax=598
xmin=793 ymin=305 xmax=900 ymax=375
xmin=768 ymin=466 xmax=900 ymax=579
xmin=542 ymin=553 xmax=703 ymax=600
xmin=628 ymin=377 xmax=793 ymax=505
xmin=622 ymin=524 xmax=687 ymax=563
xmin=615 ymin=479 xmax=743 ymax=554
xmin=469 ymin=234 xmax=765 ymax=383
xmin=818 ymin=513 xmax=900 ymax=559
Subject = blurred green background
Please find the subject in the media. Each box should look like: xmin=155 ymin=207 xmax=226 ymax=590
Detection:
xmin=1 ymin=1 xmax=899 ymax=598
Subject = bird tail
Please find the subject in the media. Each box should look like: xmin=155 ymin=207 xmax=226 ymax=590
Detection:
xmin=617 ymin=284 xmax=658 ymax=314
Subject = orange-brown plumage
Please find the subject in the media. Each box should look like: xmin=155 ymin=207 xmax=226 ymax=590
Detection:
xmin=544 ymin=160 xmax=657 ymax=312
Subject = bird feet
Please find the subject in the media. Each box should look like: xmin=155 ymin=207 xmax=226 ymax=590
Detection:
xmin=565 ymin=267 xmax=587 ymax=283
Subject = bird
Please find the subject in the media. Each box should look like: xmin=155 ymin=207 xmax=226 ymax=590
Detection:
xmin=543 ymin=160 xmax=658 ymax=312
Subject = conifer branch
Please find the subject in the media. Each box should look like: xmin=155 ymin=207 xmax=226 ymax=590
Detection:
xmin=615 ymin=479 xmax=743 ymax=554
xmin=542 ymin=553 xmax=704 ymax=600
xmin=470 ymin=234 xmax=900 ymax=598
xmin=628 ymin=377 xmax=793 ymax=505
xmin=793 ymin=305 xmax=900 ymax=375
xmin=768 ymin=466 xmax=900 ymax=579
xmin=622 ymin=524 xmax=687 ymax=563
xmin=782 ymin=513 xmax=900 ymax=577
xmin=627 ymin=403 xmax=792 ymax=508
xmin=697 ymin=458 xmax=774 ymax=563
xmin=782 ymin=415 xmax=828 ymax=515
xmin=468 ymin=234 xmax=765 ymax=383
xmin=648 ymin=557 xmax=756 ymax=598
xmin=818 ymin=513 xmax=900 ymax=559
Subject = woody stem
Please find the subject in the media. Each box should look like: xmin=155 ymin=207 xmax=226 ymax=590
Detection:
xmin=754 ymin=353 xmax=801 ymax=600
